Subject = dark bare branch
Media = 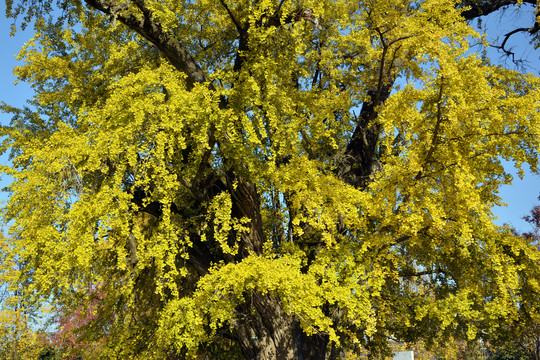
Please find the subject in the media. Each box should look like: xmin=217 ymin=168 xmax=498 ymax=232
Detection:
xmin=460 ymin=0 xmax=537 ymax=20
xmin=400 ymin=268 xmax=448 ymax=277
xmin=491 ymin=27 xmax=536 ymax=63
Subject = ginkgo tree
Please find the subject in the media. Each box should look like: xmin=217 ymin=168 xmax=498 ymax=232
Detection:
xmin=1 ymin=0 xmax=540 ymax=358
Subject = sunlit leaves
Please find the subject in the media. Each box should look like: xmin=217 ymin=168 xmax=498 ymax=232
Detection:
xmin=1 ymin=0 xmax=540 ymax=357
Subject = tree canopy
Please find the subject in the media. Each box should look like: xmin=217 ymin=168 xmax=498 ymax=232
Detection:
xmin=1 ymin=0 xmax=540 ymax=358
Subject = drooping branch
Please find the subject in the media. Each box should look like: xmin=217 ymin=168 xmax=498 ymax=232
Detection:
xmin=73 ymin=1 xmax=235 ymax=284
xmin=82 ymin=1 xmax=268 ymax=263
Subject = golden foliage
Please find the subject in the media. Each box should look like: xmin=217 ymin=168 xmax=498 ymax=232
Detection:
xmin=1 ymin=0 xmax=539 ymax=358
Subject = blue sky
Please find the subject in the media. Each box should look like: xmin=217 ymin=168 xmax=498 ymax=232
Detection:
xmin=478 ymin=5 xmax=540 ymax=232
xmin=0 ymin=3 xmax=538 ymax=232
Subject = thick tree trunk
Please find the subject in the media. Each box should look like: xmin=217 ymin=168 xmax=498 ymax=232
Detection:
xmin=233 ymin=292 xmax=329 ymax=360
xmin=228 ymin=175 xmax=265 ymax=258
xmin=228 ymin=178 xmax=330 ymax=359
xmin=336 ymin=83 xmax=393 ymax=188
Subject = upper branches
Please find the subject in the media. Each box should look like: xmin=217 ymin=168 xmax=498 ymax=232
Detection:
xmin=460 ymin=0 xmax=538 ymax=20
xmin=492 ymin=26 xmax=539 ymax=63
xmin=460 ymin=0 xmax=539 ymax=64
xmin=83 ymin=0 xmax=208 ymax=90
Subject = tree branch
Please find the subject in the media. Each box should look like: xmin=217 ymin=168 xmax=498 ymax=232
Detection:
xmin=400 ymin=268 xmax=448 ymax=277
xmin=84 ymin=0 xmax=208 ymax=90
xmin=218 ymin=0 xmax=243 ymax=35
xmin=490 ymin=27 xmax=536 ymax=63
xmin=460 ymin=0 xmax=537 ymax=20
xmin=414 ymin=77 xmax=445 ymax=181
